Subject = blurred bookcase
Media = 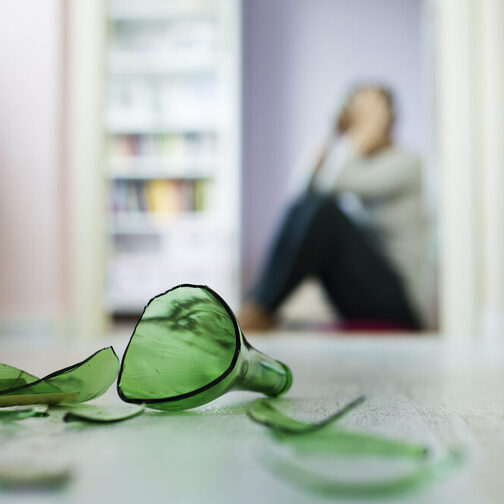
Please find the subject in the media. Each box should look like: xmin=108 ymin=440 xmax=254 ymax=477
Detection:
xmin=104 ymin=0 xmax=241 ymax=315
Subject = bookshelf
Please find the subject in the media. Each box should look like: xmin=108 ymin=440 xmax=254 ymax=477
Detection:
xmin=105 ymin=0 xmax=241 ymax=315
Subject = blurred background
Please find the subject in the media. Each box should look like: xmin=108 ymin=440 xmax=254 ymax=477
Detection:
xmin=0 ymin=0 xmax=503 ymax=340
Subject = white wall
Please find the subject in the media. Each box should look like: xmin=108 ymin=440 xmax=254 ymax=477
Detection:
xmin=241 ymin=0 xmax=424 ymax=292
xmin=0 ymin=0 xmax=64 ymax=324
xmin=435 ymin=0 xmax=504 ymax=338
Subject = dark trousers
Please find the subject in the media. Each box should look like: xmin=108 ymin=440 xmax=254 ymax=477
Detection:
xmin=252 ymin=194 xmax=421 ymax=329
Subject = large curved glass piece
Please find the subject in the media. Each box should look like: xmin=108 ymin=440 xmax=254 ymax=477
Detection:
xmin=118 ymin=284 xmax=292 ymax=411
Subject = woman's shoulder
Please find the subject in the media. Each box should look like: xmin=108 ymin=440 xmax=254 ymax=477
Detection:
xmin=383 ymin=146 xmax=421 ymax=169
xmin=370 ymin=146 xmax=423 ymax=191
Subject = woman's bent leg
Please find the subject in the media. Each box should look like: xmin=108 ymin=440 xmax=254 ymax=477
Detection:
xmin=251 ymin=194 xmax=341 ymax=311
xmin=245 ymin=193 xmax=421 ymax=329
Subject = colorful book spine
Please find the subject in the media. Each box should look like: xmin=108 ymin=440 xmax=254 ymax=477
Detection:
xmin=110 ymin=179 xmax=206 ymax=215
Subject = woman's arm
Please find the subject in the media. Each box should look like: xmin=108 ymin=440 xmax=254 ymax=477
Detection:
xmin=332 ymin=150 xmax=421 ymax=199
xmin=308 ymin=137 xmax=357 ymax=194
xmin=306 ymin=136 xmax=337 ymax=193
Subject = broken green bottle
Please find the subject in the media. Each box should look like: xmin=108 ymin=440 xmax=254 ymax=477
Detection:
xmin=117 ymin=284 xmax=292 ymax=411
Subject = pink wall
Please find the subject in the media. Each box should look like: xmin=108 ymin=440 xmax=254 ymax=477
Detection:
xmin=0 ymin=1 xmax=64 ymax=320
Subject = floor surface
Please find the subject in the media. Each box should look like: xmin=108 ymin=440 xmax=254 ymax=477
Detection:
xmin=0 ymin=332 xmax=503 ymax=503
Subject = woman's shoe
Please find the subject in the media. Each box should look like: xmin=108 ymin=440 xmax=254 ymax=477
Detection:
xmin=238 ymin=301 xmax=276 ymax=332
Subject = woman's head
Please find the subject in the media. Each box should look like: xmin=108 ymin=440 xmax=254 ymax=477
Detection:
xmin=337 ymin=84 xmax=396 ymax=138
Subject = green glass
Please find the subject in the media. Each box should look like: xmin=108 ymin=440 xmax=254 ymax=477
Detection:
xmin=248 ymin=397 xmax=427 ymax=458
xmin=265 ymin=449 xmax=462 ymax=499
xmin=247 ymin=397 xmax=460 ymax=497
xmin=118 ymin=284 xmax=292 ymax=411
xmin=248 ymin=396 xmax=366 ymax=434
xmin=275 ymin=429 xmax=428 ymax=458
xmin=0 ymin=466 xmax=72 ymax=490
xmin=0 ymin=408 xmax=45 ymax=422
xmin=63 ymin=403 xmax=145 ymax=424
xmin=0 ymin=347 xmax=119 ymax=405
xmin=0 ymin=363 xmax=40 ymax=391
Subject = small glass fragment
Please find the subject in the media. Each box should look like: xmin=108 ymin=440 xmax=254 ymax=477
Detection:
xmin=248 ymin=396 xmax=366 ymax=434
xmin=0 ymin=347 xmax=119 ymax=406
xmin=0 ymin=465 xmax=72 ymax=490
xmin=0 ymin=408 xmax=39 ymax=422
xmin=63 ymin=403 xmax=145 ymax=423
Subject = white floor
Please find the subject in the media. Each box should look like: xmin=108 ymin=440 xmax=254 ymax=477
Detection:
xmin=1 ymin=332 xmax=503 ymax=503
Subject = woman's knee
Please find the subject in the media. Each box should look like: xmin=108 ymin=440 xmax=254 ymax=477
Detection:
xmin=289 ymin=192 xmax=335 ymax=215
xmin=282 ymin=193 xmax=339 ymax=240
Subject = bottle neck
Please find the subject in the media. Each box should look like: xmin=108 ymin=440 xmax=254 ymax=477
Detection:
xmin=236 ymin=344 xmax=292 ymax=396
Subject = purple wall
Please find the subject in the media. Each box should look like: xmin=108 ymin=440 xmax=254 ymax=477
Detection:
xmin=241 ymin=0 xmax=424 ymax=294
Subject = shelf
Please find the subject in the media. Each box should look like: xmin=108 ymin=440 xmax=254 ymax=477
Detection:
xmin=108 ymin=54 xmax=218 ymax=76
xmin=106 ymin=120 xmax=219 ymax=134
xmin=104 ymin=0 xmax=241 ymax=316
xmin=109 ymin=211 xmax=212 ymax=234
xmin=107 ymin=156 xmax=216 ymax=179
xmin=108 ymin=172 xmax=213 ymax=180
xmin=108 ymin=3 xmax=218 ymax=22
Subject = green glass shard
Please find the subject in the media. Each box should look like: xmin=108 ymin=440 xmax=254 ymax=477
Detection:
xmin=0 ymin=466 xmax=71 ymax=490
xmin=0 ymin=347 xmax=119 ymax=405
xmin=118 ymin=284 xmax=292 ymax=411
xmin=248 ymin=397 xmax=427 ymax=458
xmin=249 ymin=398 xmax=456 ymax=496
xmin=0 ymin=408 xmax=39 ymax=422
xmin=0 ymin=393 xmax=78 ymax=407
xmin=275 ymin=430 xmax=428 ymax=458
xmin=63 ymin=403 xmax=145 ymax=423
xmin=248 ymin=396 xmax=366 ymax=434
xmin=264 ymin=449 xmax=463 ymax=498
xmin=0 ymin=363 xmax=39 ymax=392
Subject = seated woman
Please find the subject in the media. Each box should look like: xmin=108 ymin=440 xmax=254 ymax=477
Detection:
xmin=239 ymin=84 xmax=430 ymax=331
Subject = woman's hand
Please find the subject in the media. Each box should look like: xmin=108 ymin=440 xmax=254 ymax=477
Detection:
xmin=341 ymin=89 xmax=392 ymax=156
